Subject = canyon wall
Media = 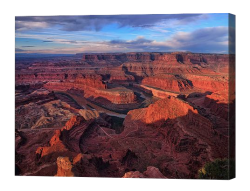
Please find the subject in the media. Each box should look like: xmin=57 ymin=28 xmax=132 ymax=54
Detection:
xmin=81 ymin=52 xmax=229 ymax=65
xmin=142 ymin=74 xmax=193 ymax=92
xmin=44 ymin=76 xmax=107 ymax=91
xmin=203 ymin=92 xmax=229 ymax=120
xmin=90 ymin=88 xmax=136 ymax=104
xmin=185 ymin=74 xmax=228 ymax=93
xmin=44 ymin=80 xmax=136 ymax=104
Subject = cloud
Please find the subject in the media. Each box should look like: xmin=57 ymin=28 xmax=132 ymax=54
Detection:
xmin=16 ymin=32 xmax=90 ymax=46
xmin=104 ymin=27 xmax=229 ymax=53
xmin=110 ymin=36 xmax=152 ymax=44
xmin=60 ymin=40 xmax=78 ymax=44
xmin=15 ymin=48 xmax=26 ymax=52
xmin=15 ymin=21 xmax=49 ymax=30
xmin=15 ymin=14 xmax=208 ymax=31
xmin=157 ymin=26 xmax=229 ymax=52
xmin=21 ymin=46 xmax=35 ymax=47
xmin=108 ymin=36 xmax=153 ymax=51
xmin=15 ymin=26 xmax=230 ymax=54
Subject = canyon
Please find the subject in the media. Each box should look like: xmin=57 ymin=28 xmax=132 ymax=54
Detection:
xmin=15 ymin=52 xmax=235 ymax=178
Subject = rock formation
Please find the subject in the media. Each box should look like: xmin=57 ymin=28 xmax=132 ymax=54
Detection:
xmin=78 ymin=109 xmax=99 ymax=120
xmin=185 ymin=74 xmax=228 ymax=93
xmin=123 ymin=166 xmax=166 ymax=178
xmin=15 ymin=87 xmax=56 ymax=107
xmin=43 ymin=78 xmax=136 ymax=105
xmin=81 ymin=52 xmax=229 ymax=66
xmin=203 ymin=91 xmax=229 ymax=120
xmin=142 ymin=74 xmax=193 ymax=92
xmin=15 ymin=96 xmax=76 ymax=130
xmin=55 ymin=157 xmax=74 ymax=177
xmin=88 ymin=87 xmax=136 ymax=104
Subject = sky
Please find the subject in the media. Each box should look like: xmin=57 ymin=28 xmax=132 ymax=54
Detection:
xmin=15 ymin=14 xmax=234 ymax=54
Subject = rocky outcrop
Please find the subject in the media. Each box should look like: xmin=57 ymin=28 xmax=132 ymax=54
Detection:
xmin=15 ymin=99 xmax=75 ymax=130
xmin=36 ymin=115 xmax=94 ymax=156
xmin=123 ymin=166 xmax=166 ymax=178
xmin=88 ymin=87 xmax=136 ymax=104
xmin=78 ymin=109 xmax=99 ymax=120
xmin=124 ymin=96 xmax=199 ymax=124
xmin=204 ymin=92 xmax=229 ymax=120
xmin=55 ymin=157 xmax=74 ymax=177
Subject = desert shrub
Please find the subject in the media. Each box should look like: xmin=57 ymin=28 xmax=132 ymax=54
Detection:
xmin=198 ymin=159 xmax=235 ymax=179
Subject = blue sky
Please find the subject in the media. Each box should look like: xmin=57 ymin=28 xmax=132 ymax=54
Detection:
xmin=15 ymin=14 xmax=232 ymax=54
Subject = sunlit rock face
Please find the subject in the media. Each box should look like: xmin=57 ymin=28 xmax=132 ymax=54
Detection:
xmin=142 ymin=74 xmax=193 ymax=92
xmin=55 ymin=157 xmax=74 ymax=177
xmin=91 ymin=88 xmax=136 ymax=104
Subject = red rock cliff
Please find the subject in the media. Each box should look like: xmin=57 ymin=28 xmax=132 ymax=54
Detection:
xmin=142 ymin=74 xmax=193 ymax=92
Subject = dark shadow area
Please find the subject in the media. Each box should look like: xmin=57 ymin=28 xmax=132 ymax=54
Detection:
xmin=100 ymin=74 xmax=111 ymax=81
xmin=55 ymin=92 xmax=83 ymax=109
xmin=187 ymin=91 xmax=212 ymax=99
xmin=177 ymin=94 xmax=187 ymax=101
xmin=203 ymin=96 xmax=231 ymax=121
xmin=122 ymin=65 xmax=144 ymax=82
xmin=15 ymin=130 xmax=27 ymax=150
xmin=100 ymin=114 xmax=125 ymax=134
xmin=15 ymin=83 xmax=43 ymax=92
xmin=90 ymin=157 xmax=110 ymax=171
xmin=15 ymin=164 xmax=21 ymax=175
xmin=121 ymin=149 xmax=139 ymax=171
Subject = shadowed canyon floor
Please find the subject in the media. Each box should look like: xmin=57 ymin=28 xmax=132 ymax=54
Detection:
xmin=15 ymin=52 xmax=235 ymax=178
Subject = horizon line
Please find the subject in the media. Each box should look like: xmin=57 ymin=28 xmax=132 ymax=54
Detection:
xmin=15 ymin=52 xmax=232 ymax=55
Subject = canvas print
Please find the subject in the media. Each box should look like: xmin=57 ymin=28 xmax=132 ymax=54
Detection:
xmin=15 ymin=14 xmax=235 ymax=179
